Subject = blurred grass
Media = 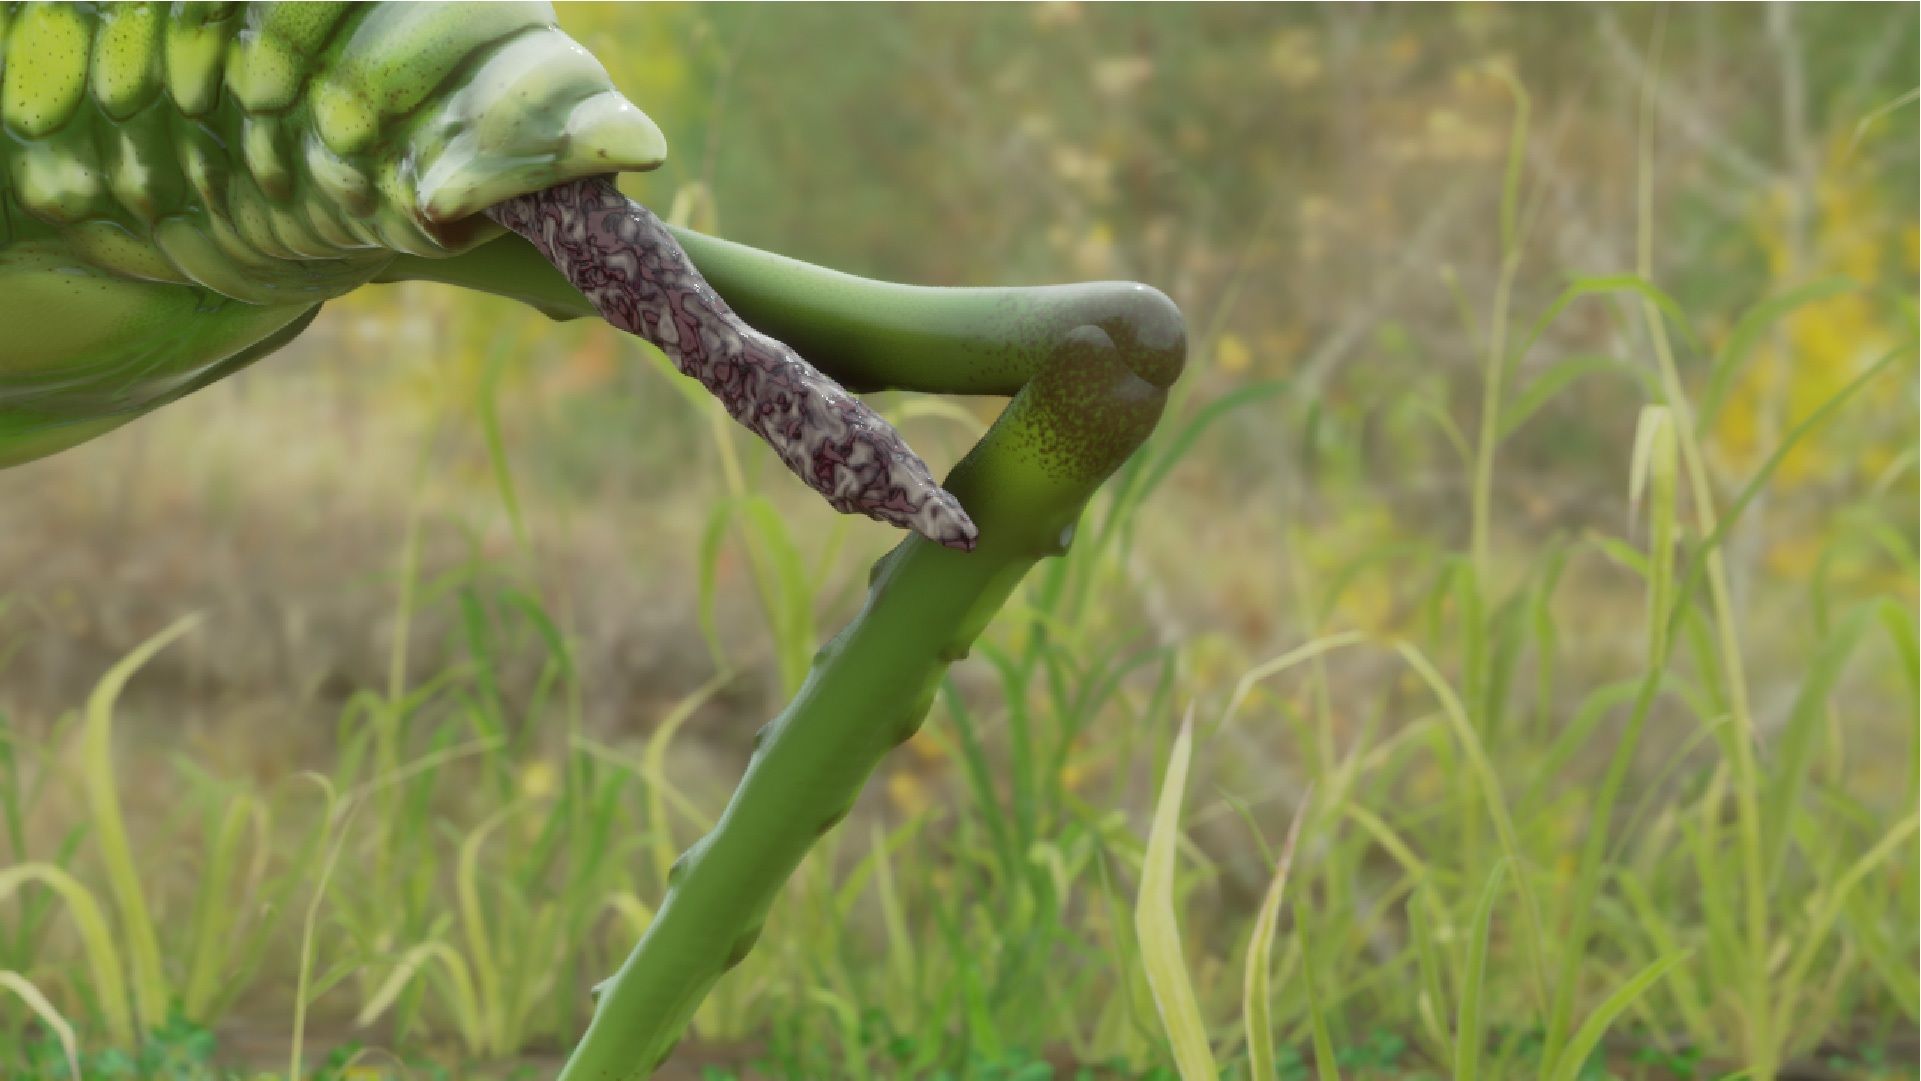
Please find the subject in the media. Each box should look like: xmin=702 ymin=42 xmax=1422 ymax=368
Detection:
xmin=0 ymin=4 xmax=1915 ymax=1079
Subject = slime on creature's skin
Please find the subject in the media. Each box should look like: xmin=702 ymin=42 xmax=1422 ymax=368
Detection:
xmin=487 ymin=178 xmax=980 ymax=552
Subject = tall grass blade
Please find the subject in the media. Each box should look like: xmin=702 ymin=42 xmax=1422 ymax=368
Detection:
xmin=458 ymin=805 xmax=518 ymax=1053
xmin=1220 ymin=633 xmax=1366 ymax=730
xmin=1875 ymin=598 xmax=1919 ymax=701
xmin=1664 ymin=342 xmax=1914 ymax=644
xmin=1397 ymin=644 xmax=1549 ymax=1008
xmin=0 ymin=970 xmax=79 ymax=1081
xmin=1135 ymin=708 xmax=1219 ymax=1080
xmin=1468 ymin=60 xmax=1531 ymax=590
xmin=289 ymin=783 xmax=344 ymax=1081
xmin=1454 ymin=858 xmax=1509 ymax=1081
xmin=1127 ymin=378 xmax=1291 ymax=514
xmin=1545 ymin=950 xmax=1690 ymax=1081
xmin=1498 ymin=355 xmax=1647 ymax=442
xmin=1300 ymin=928 xmax=1343 ymax=1081
xmin=1772 ymin=812 xmax=1920 ymax=1038
xmin=698 ymin=498 xmax=743 ymax=669
xmin=181 ymin=792 xmax=264 ymax=1021
xmin=476 ymin=330 xmax=530 ymax=556
xmin=642 ymin=673 xmax=730 ymax=885
xmin=1616 ymin=870 xmax=1715 ymax=1045
xmin=738 ymin=495 xmax=817 ymax=695
xmin=354 ymin=940 xmax=485 ymax=1051
xmin=1698 ymin=276 xmax=1859 ymax=427
xmin=80 ymin=614 xmax=202 ymax=1034
xmin=1243 ymin=787 xmax=1312 ymax=1080
xmin=1762 ymin=601 xmax=1892 ymax=882
xmin=1516 ymin=273 xmax=1704 ymax=362
xmin=1640 ymin=405 xmax=1679 ymax=657
xmin=0 ymin=864 xmax=132 ymax=1047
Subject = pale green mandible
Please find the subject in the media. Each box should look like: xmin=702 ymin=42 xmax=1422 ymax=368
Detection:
xmin=0 ymin=4 xmax=1187 ymax=1078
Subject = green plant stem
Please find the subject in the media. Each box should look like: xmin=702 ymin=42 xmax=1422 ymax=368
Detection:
xmin=1471 ymin=257 xmax=1518 ymax=592
xmin=544 ymin=231 xmax=1185 ymax=1080
xmin=1469 ymin=64 xmax=1532 ymax=595
xmin=1629 ymin=16 xmax=1772 ymax=1077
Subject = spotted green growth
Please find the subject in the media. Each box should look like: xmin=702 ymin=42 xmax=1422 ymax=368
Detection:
xmin=0 ymin=4 xmax=1187 ymax=1077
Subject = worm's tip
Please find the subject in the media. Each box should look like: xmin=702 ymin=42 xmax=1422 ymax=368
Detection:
xmin=913 ymin=495 xmax=979 ymax=553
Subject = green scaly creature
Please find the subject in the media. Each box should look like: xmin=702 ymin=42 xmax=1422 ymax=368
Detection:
xmin=0 ymin=3 xmax=1186 ymax=1077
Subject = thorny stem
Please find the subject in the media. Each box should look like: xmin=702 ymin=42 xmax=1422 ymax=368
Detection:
xmin=488 ymin=198 xmax=1188 ymax=1080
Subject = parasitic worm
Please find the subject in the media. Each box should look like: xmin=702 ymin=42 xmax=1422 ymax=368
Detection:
xmin=487 ymin=178 xmax=979 ymax=551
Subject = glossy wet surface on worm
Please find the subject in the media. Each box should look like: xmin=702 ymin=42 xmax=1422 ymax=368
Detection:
xmin=486 ymin=177 xmax=978 ymax=550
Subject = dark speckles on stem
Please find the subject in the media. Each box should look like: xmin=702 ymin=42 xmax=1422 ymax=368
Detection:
xmin=1003 ymin=323 xmax=1170 ymax=486
xmin=1021 ymin=283 xmax=1187 ymax=391
xmin=1098 ymin=283 xmax=1188 ymax=389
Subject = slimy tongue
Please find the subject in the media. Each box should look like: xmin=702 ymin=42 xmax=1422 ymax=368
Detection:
xmin=486 ymin=177 xmax=979 ymax=552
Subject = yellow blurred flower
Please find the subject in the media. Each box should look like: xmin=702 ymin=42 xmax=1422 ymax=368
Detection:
xmin=1091 ymin=56 xmax=1154 ymax=99
xmin=1267 ymin=28 xmax=1323 ymax=89
xmin=1071 ymin=222 xmax=1115 ymax=277
xmin=1215 ymin=333 xmax=1252 ymax=375
xmin=519 ymin=758 xmax=558 ymax=801
xmin=1712 ymin=138 xmax=1906 ymax=487
xmin=904 ymin=727 xmax=947 ymax=764
xmin=1764 ymin=533 xmax=1825 ymax=578
xmin=1554 ymin=848 xmax=1577 ymax=884
xmin=1333 ymin=572 xmax=1397 ymax=635
xmin=1451 ymin=56 xmax=1518 ymax=99
xmin=1424 ymin=107 xmax=1503 ymax=161
xmin=887 ymin=770 xmax=930 ymax=817
xmin=1032 ymin=1 xmax=1081 ymax=28
xmin=1059 ymin=758 xmax=1086 ymax=793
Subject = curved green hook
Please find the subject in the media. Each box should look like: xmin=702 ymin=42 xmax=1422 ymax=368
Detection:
xmin=388 ymin=227 xmax=1186 ymax=1079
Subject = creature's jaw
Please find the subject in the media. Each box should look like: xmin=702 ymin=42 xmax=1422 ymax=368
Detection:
xmin=412 ymin=91 xmax=667 ymax=248
xmin=401 ymin=31 xmax=668 ymax=253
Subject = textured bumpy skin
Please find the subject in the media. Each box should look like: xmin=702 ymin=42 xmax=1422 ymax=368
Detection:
xmin=0 ymin=1 xmax=667 ymax=462
xmin=488 ymin=179 xmax=978 ymax=549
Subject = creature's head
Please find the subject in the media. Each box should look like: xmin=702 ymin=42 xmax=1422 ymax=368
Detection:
xmin=288 ymin=1 xmax=668 ymax=254
xmin=1 ymin=2 xmax=668 ymax=299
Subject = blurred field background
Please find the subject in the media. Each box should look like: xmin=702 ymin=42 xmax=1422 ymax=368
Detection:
xmin=0 ymin=4 xmax=1915 ymax=1079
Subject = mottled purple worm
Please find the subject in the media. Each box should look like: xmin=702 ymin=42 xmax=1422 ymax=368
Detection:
xmin=486 ymin=177 xmax=979 ymax=551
